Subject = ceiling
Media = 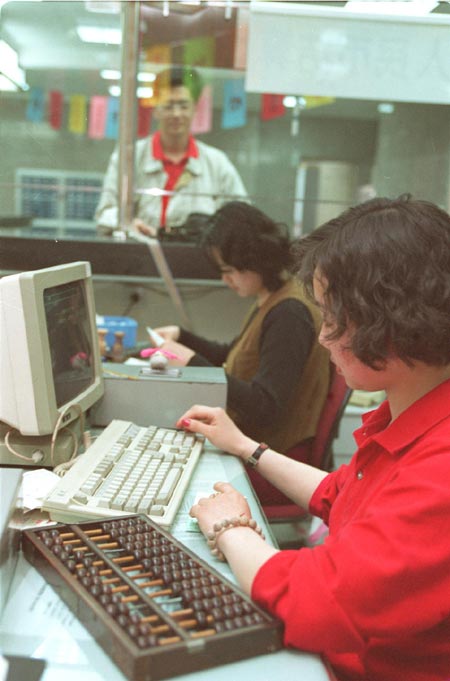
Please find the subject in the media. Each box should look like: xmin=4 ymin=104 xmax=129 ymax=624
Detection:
xmin=1 ymin=1 xmax=449 ymax=118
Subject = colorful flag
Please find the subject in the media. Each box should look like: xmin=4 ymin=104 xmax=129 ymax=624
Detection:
xmin=184 ymin=36 xmax=215 ymax=68
xmin=137 ymin=100 xmax=152 ymax=138
xmin=105 ymin=97 xmax=120 ymax=139
xmin=88 ymin=95 xmax=108 ymax=139
xmin=261 ymin=94 xmax=285 ymax=121
xmin=222 ymin=79 xmax=246 ymax=130
xmin=26 ymin=87 xmax=45 ymax=122
xmin=48 ymin=90 xmax=64 ymax=129
xmin=68 ymin=95 xmax=87 ymax=134
xmin=191 ymin=85 xmax=213 ymax=134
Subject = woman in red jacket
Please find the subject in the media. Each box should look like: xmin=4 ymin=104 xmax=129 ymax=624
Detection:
xmin=177 ymin=195 xmax=450 ymax=681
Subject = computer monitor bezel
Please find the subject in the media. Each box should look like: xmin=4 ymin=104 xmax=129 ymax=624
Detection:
xmin=0 ymin=261 xmax=103 ymax=437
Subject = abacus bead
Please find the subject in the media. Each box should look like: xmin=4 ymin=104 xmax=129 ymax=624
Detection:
xmin=196 ymin=611 xmax=208 ymax=627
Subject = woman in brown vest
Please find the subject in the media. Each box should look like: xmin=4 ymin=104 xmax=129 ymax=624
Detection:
xmin=153 ymin=201 xmax=330 ymax=504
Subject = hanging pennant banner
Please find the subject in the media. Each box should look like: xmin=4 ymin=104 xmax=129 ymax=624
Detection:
xmin=191 ymin=84 xmax=213 ymax=135
xmin=88 ymin=95 xmax=108 ymax=139
xmin=105 ymin=96 xmax=120 ymax=139
xmin=137 ymin=100 xmax=152 ymax=138
xmin=234 ymin=13 xmax=249 ymax=69
xmin=222 ymin=79 xmax=246 ymax=130
xmin=304 ymin=95 xmax=335 ymax=109
xmin=26 ymin=87 xmax=45 ymax=123
xmin=48 ymin=90 xmax=64 ymax=129
xmin=145 ymin=44 xmax=171 ymax=66
xmin=68 ymin=94 xmax=87 ymax=134
xmin=261 ymin=93 xmax=285 ymax=121
xmin=183 ymin=36 xmax=215 ymax=68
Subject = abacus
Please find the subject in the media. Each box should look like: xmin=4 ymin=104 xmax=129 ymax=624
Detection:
xmin=22 ymin=515 xmax=283 ymax=681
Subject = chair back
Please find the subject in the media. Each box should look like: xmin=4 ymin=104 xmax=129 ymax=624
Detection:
xmin=308 ymin=363 xmax=352 ymax=472
xmin=263 ymin=363 xmax=352 ymax=521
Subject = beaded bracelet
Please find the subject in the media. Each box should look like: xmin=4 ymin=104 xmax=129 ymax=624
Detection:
xmin=206 ymin=515 xmax=265 ymax=562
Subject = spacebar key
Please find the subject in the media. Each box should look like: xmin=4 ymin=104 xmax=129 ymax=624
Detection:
xmin=155 ymin=467 xmax=182 ymax=504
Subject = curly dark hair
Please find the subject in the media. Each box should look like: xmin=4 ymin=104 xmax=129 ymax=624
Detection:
xmin=202 ymin=201 xmax=294 ymax=291
xmin=295 ymin=195 xmax=450 ymax=368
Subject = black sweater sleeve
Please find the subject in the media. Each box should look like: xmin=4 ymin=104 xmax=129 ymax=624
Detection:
xmin=226 ymin=299 xmax=315 ymax=430
xmin=178 ymin=328 xmax=231 ymax=367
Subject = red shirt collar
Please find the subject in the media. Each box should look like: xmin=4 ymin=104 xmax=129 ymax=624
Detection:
xmin=152 ymin=131 xmax=199 ymax=162
xmin=355 ymin=377 xmax=450 ymax=455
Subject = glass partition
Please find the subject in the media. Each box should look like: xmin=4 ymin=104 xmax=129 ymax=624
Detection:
xmin=0 ymin=0 xmax=449 ymax=242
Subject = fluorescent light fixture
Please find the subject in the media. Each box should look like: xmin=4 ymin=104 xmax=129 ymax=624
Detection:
xmin=283 ymin=95 xmax=297 ymax=108
xmin=101 ymin=69 xmax=156 ymax=82
xmin=108 ymin=84 xmax=121 ymax=97
xmin=345 ymin=1 xmax=439 ymax=16
xmin=0 ymin=39 xmax=28 ymax=92
xmin=76 ymin=25 xmax=121 ymax=44
xmin=283 ymin=95 xmax=307 ymax=109
xmin=378 ymin=102 xmax=395 ymax=114
xmin=137 ymin=86 xmax=153 ymax=98
xmin=138 ymin=72 xmax=156 ymax=83
xmin=100 ymin=69 xmax=121 ymax=80
xmin=108 ymin=85 xmax=154 ymax=98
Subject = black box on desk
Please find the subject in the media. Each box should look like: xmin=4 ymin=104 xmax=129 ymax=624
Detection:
xmin=90 ymin=363 xmax=227 ymax=428
xmin=0 ymin=468 xmax=22 ymax=614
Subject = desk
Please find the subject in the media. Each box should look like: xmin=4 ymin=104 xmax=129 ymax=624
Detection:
xmin=0 ymin=448 xmax=330 ymax=681
xmin=0 ymin=231 xmax=219 ymax=281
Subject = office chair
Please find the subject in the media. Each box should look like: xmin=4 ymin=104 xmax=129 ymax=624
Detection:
xmin=260 ymin=362 xmax=352 ymax=522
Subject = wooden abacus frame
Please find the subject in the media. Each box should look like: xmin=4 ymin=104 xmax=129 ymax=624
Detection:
xmin=22 ymin=514 xmax=283 ymax=681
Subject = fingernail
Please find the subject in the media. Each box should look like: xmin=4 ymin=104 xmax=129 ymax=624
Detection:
xmin=182 ymin=418 xmax=191 ymax=427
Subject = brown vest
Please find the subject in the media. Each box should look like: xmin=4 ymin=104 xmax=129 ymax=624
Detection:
xmin=225 ymin=278 xmax=330 ymax=453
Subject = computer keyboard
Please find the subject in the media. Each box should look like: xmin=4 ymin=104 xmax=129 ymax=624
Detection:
xmin=42 ymin=419 xmax=204 ymax=527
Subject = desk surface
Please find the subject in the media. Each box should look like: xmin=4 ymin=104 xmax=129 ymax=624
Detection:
xmin=0 ymin=449 xmax=330 ymax=681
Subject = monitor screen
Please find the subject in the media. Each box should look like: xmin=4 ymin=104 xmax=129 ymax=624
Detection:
xmin=45 ymin=279 xmax=95 ymax=407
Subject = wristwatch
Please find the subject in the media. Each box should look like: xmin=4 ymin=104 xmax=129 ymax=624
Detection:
xmin=245 ymin=442 xmax=269 ymax=468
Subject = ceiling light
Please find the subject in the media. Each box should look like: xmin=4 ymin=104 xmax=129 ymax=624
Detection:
xmin=100 ymin=69 xmax=121 ymax=80
xmin=138 ymin=72 xmax=156 ymax=83
xmin=108 ymin=84 xmax=121 ymax=97
xmin=137 ymin=86 xmax=153 ymax=98
xmin=108 ymin=85 xmax=154 ymax=98
xmin=377 ymin=102 xmax=395 ymax=114
xmin=283 ymin=96 xmax=298 ymax=108
xmin=101 ymin=70 xmax=156 ymax=82
xmin=76 ymin=25 xmax=122 ymax=44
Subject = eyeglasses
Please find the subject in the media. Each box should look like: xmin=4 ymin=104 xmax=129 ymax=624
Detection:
xmin=160 ymin=100 xmax=192 ymax=113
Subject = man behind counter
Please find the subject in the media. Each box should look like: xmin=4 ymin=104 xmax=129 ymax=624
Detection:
xmin=95 ymin=66 xmax=247 ymax=237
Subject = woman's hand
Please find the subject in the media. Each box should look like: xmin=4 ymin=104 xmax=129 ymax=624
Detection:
xmin=160 ymin=340 xmax=195 ymax=366
xmin=176 ymin=405 xmax=256 ymax=460
xmin=190 ymin=481 xmax=251 ymax=537
xmin=153 ymin=325 xmax=180 ymax=342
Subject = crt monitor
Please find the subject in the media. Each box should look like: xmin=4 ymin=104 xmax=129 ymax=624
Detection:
xmin=0 ymin=261 xmax=104 ymax=468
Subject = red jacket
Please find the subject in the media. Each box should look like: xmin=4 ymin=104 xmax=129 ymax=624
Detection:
xmin=252 ymin=378 xmax=450 ymax=681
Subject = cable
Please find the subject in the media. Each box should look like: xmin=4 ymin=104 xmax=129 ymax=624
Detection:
xmin=4 ymin=429 xmax=43 ymax=463
xmin=50 ymin=403 xmax=84 ymax=467
xmin=4 ymin=403 xmax=85 ymax=466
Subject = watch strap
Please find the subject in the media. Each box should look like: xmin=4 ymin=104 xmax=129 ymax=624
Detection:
xmin=245 ymin=442 xmax=269 ymax=468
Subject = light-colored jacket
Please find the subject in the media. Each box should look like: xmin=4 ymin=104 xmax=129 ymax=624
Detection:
xmin=95 ymin=135 xmax=248 ymax=230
